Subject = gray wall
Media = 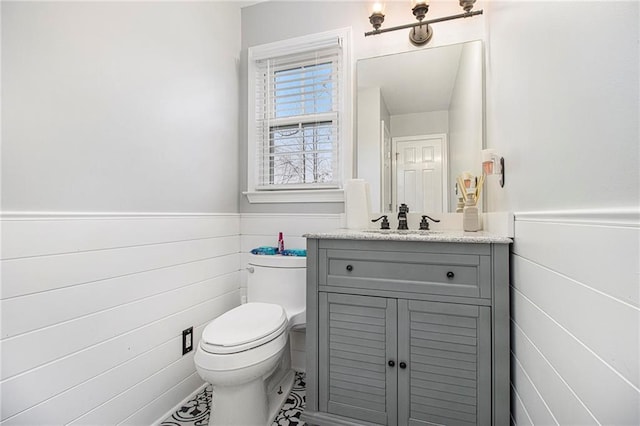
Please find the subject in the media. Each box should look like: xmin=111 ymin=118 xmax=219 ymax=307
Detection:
xmin=484 ymin=1 xmax=638 ymax=212
xmin=2 ymin=1 xmax=240 ymax=213
xmin=356 ymin=86 xmax=384 ymax=211
xmin=1 ymin=2 xmax=243 ymax=423
xmin=448 ymin=41 xmax=483 ymax=210
xmin=239 ymin=0 xmax=485 ymax=213
xmin=242 ymin=1 xmax=640 ymax=423
xmin=390 ymin=110 xmax=449 ymax=138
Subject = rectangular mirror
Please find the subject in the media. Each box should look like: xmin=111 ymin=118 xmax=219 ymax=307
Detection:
xmin=356 ymin=40 xmax=484 ymax=214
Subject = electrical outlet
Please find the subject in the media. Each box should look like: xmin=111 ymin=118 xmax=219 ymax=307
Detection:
xmin=182 ymin=327 xmax=193 ymax=355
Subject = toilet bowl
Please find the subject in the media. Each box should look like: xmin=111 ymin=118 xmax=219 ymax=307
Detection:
xmin=194 ymin=254 xmax=306 ymax=426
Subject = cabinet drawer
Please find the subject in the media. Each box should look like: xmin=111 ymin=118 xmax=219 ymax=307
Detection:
xmin=320 ymin=249 xmax=491 ymax=298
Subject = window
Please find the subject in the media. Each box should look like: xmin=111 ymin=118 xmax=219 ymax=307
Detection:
xmin=246 ymin=28 xmax=351 ymax=203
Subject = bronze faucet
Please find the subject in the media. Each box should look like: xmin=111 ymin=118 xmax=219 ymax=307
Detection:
xmin=397 ymin=204 xmax=409 ymax=230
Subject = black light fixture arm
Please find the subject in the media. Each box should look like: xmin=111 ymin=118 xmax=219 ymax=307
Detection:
xmin=365 ymin=9 xmax=483 ymax=37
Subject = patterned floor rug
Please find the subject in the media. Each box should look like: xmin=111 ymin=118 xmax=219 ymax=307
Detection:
xmin=161 ymin=372 xmax=306 ymax=426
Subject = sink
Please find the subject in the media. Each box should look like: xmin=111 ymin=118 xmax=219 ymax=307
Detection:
xmin=362 ymin=229 xmax=443 ymax=235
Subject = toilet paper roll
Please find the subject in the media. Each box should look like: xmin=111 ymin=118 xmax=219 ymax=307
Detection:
xmin=345 ymin=179 xmax=371 ymax=229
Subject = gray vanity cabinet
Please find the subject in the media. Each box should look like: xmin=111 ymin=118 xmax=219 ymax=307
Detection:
xmin=318 ymin=293 xmax=398 ymax=425
xmin=304 ymin=238 xmax=510 ymax=426
xmin=397 ymin=299 xmax=492 ymax=426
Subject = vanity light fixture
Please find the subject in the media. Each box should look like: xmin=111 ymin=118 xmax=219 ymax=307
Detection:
xmin=366 ymin=0 xmax=483 ymax=46
xmin=482 ymin=149 xmax=505 ymax=187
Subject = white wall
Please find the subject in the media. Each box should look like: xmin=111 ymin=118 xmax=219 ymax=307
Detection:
xmin=1 ymin=1 xmax=242 ymax=424
xmin=484 ymin=1 xmax=640 ymax=424
xmin=509 ymin=212 xmax=639 ymax=425
xmin=0 ymin=215 xmax=240 ymax=425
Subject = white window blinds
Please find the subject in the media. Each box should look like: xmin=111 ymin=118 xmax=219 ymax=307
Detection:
xmin=253 ymin=37 xmax=343 ymax=190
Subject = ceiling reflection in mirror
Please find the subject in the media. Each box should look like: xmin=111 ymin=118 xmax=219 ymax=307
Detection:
xmin=356 ymin=40 xmax=484 ymax=214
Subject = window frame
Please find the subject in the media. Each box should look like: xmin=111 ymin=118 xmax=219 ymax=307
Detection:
xmin=245 ymin=28 xmax=352 ymax=204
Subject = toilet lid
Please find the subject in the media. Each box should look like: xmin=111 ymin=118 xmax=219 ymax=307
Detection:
xmin=201 ymin=303 xmax=287 ymax=353
xmin=248 ymin=254 xmax=306 ymax=268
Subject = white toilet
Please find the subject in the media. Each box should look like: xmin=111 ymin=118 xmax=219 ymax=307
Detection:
xmin=194 ymin=254 xmax=306 ymax=426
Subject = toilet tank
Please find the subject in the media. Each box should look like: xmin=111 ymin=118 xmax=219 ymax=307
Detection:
xmin=247 ymin=254 xmax=306 ymax=327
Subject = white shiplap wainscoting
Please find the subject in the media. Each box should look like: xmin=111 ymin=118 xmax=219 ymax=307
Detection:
xmin=0 ymin=213 xmax=241 ymax=425
xmin=240 ymin=213 xmax=343 ymax=372
xmin=510 ymin=208 xmax=640 ymax=425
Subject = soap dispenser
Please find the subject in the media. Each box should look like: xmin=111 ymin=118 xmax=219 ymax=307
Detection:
xmin=462 ymin=196 xmax=481 ymax=232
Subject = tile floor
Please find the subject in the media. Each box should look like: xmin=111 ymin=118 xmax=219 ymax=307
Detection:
xmin=160 ymin=372 xmax=306 ymax=426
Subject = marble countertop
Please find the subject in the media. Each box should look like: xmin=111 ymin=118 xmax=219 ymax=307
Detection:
xmin=303 ymin=229 xmax=512 ymax=244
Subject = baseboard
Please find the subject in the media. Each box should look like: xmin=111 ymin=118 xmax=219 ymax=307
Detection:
xmin=150 ymin=382 xmax=208 ymax=426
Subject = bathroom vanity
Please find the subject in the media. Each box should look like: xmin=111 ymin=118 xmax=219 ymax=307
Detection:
xmin=302 ymin=231 xmax=511 ymax=426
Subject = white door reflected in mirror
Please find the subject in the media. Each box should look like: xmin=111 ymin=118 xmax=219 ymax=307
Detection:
xmin=393 ymin=134 xmax=448 ymax=214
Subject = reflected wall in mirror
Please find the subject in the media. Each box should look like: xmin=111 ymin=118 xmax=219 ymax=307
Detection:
xmin=356 ymin=40 xmax=484 ymax=214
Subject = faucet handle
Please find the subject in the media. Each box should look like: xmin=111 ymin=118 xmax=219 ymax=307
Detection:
xmin=419 ymin=215 xmax=441 ymax=230
xmin=371 ymin=215 xmax=390 ymax=230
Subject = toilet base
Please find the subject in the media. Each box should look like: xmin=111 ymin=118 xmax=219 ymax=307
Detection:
xmin=266 ymin=368 xmax=295 ymax=425
xmin=208 ymin=368 xmax=294 ymax=426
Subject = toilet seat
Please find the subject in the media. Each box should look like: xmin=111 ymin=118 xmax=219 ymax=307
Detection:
xmin=200 ymin=303 xmax=288 ymax=355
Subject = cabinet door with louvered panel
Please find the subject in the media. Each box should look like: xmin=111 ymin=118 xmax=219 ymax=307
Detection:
xmin=398 ymin=300 xmax=492 ymax=426
xmin=319 ymin=292 xmax=398 ymax=425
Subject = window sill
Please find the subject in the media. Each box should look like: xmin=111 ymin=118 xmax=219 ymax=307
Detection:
xmin=244 ymin=189 xmax=344 ymax=204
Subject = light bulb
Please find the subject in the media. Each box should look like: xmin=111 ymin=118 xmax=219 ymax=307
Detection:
xmin=371 ymin=2 xmax=385 ymax=14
